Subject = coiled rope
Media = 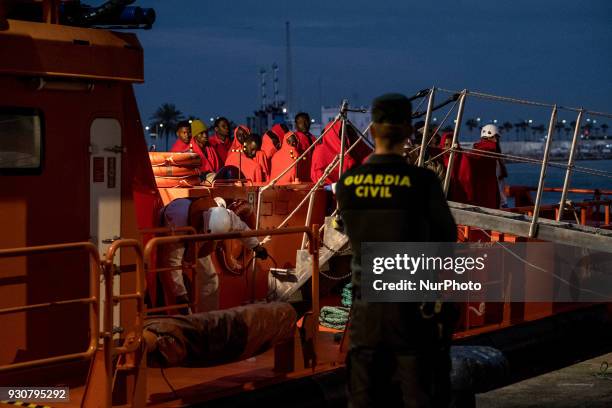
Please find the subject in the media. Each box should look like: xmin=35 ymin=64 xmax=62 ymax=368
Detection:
xmin=319 ymin=283 xmax=352 ymax=330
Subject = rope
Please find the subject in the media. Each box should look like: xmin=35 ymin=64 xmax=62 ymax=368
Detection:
xmin=319 ymin=283 xmax=352 ymax=329
xmin=459 ymin=147 xmax=612 ymax=181
xmin=435 ymin=87 xmax=612 ymax=118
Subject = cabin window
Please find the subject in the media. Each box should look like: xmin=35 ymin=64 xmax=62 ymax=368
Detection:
xmin=0 ymin=107 xmax=44 ymax=174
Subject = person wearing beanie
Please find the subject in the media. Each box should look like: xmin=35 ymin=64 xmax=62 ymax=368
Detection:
xmin=191 ymin=119 xmax=221 ymax=174
xmin=336 ymin=93 xmax=457 ymax=408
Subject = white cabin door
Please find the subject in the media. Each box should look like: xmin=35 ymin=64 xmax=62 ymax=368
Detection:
xmin=90 ymin=118 xmax=122 ymax=333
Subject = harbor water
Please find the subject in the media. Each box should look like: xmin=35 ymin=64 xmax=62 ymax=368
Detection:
xmin=506 ymin=159 xmax=612 ymax=205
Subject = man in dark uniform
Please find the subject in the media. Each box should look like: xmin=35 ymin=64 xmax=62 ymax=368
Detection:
xmin=336 ymin=93 xmax=457 ymax=407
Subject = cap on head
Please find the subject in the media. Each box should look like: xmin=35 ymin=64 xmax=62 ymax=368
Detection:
xmin=191 ymin=120 xmax=208 ymax=136
xmin=213 ymin=197 xmax=227 ymax=208
xmin=481 ymin=124 xmax=500 ymax=139
xmin=371 ymin=93 xmax=412 ymax=125
xmin=206 ymin=207 xmax=231 ymax=234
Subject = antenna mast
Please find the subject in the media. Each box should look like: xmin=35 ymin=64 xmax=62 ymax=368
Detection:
xmin=285 ymin=21 xmax=292 ymax=113
xmin=260 ymin=68 xmax=267 ymax=110
xmin=272 ymin=63 xmax=280 ymax=108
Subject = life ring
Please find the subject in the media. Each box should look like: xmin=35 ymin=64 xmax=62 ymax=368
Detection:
xmin=149 ymin=152 xmax=201 ymax=167
xmin=155 ymin=175 xmax=201 ymax=188
xmin=152 ymin=166 xmax=201 ymax=177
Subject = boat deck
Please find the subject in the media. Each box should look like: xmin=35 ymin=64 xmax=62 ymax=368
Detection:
xmin=0 ymin=330 xmax=342 ymax=408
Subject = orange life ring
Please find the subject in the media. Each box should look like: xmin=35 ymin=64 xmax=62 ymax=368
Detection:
xmin=148 ymin=152 xmax=201 ymax=167
xmin=155 ymin=175 xmax=201 ymax=188
xmin=152 ymin=166 xmax=201 ymax=177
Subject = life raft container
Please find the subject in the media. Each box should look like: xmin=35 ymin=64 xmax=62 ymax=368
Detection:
xmin=149 ymin=152 xmax=201 ymax=167
xmin=155 ymin=175 xmax=201 ymax=188
xmin=152 ymin=166 xmax=201 ymax=177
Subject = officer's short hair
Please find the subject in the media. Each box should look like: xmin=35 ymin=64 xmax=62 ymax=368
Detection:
xmin=371 ymin=93 xmax=412 ymax=146
xmin=372 ymin=93 xmax=412 ymax=125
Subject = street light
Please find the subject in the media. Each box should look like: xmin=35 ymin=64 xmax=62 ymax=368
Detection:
xmin=145 ymin=126 xmax=150 ymax=131
xmin=493 ymin=119 xmax=498 ymax=124
xmin=189 ymin=119 xmax=193 ymax=124
xmin=282 ymin=108 xmax=287 ymax=113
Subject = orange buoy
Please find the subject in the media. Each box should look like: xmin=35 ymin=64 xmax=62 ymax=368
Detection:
xmin=149 ymin=152 xmax=201 ymax=167
xmin=152 ymin=166 xmax=201 ymax=177
xmin=155 ymin=175 xmax=201 ymax=188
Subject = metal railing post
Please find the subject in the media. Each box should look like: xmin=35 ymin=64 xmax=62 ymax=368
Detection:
xmin=417 ymin=87 xmax=436 ymax=167
xmin=529 ymin=105 xmax=558 ymax=237
xmin=557 ymin=109 xmax=584 ymax=221
xmin=301 ymin=192 xmax=316 ymax=249
xmin=338 ymin=100 xmax=349 ymax=180
xmin=443 ymin=90 xmax=467 ymax=195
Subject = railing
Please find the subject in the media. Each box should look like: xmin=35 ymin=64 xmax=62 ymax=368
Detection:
xmin=142 ymin=225 xmax=321 ymax=364
xmin=139 ymin=226 xmax=198 ymax=314
xmin=416 ymin=87 xmax=612 ymax=238
xmin=0 ymin=242 xmax=100 ymax=372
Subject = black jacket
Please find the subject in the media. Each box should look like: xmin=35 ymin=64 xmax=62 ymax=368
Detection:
xmin=336 ymin=154 xmax=457 ymax=352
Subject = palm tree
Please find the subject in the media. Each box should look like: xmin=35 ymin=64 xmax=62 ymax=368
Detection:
xmin=502 ymin=121 xmax=513 ymax=139
xmin=514 ymin=121 xmax=528 ymax=140
xmin=149 ymin=103 xmax=185 ymax=150
xmin=465 ymin=118 xmax=478 ymax=133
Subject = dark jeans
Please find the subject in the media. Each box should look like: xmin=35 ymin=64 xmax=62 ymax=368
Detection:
xmin=347 ymin=347 xmax=451 ymax=408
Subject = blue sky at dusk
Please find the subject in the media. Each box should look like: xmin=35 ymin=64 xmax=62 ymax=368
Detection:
xmin=134 ymin=0 xmax=612 ymax=130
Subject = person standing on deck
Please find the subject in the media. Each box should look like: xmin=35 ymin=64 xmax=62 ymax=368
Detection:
xmin=471 ymin=124 xmax=506 ymax=208
xmin=159 ymin=198 xmax=268 ymax=313
xmin=336 ymin=93 xmax=457 ymax=408
xmin=209 ymin=117 xmax=232 ymax=162
xmin=191 ymin=119 xmax=221 ymax=174
xmin=170 ymin=120 xmax=192 ymax=152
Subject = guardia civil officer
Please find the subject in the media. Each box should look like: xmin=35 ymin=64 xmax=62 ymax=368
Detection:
xmin=336 ymin=93 xmax=457 ymax=407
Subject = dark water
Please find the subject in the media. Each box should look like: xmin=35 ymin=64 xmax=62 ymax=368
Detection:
xmin=506 ymin=160 xmax=612 ymax=204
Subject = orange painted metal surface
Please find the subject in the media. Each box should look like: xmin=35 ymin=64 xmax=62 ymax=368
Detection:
xmin=1 ymin=19 xmax=144 ymax=82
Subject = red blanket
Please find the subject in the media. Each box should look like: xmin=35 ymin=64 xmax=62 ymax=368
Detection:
xmin=469 ymin=138 xmax=500 ymax=208
xmin=271 ymin=132 xmax=310 ymax=184
xmin=311 ymin=121 xmax=372 ymax=184
xmin=170 ymin=139 xmax=191 ymax=153
xmin=192 ymin=141 xmax=222 ymax=173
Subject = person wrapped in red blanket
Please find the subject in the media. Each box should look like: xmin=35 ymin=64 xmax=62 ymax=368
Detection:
xmin=311 ymin=120 xmax=372 ymax=185
xmin=209 ymin=117 xmax=232 ymax=163
xmin=190 ymin=119 xmax=221 ymax=174
xmin=439 ymin=133 xmax=473 ymax=204
xmin=225 ymin=133 xmax=267 ymax=183
xmin=170 ymin=120 xmax=192 ymax=152
xmin=469 ymin=124 xmax=504 ymax=208
xmin=270 ymin=131 xmax=310 ymax=184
